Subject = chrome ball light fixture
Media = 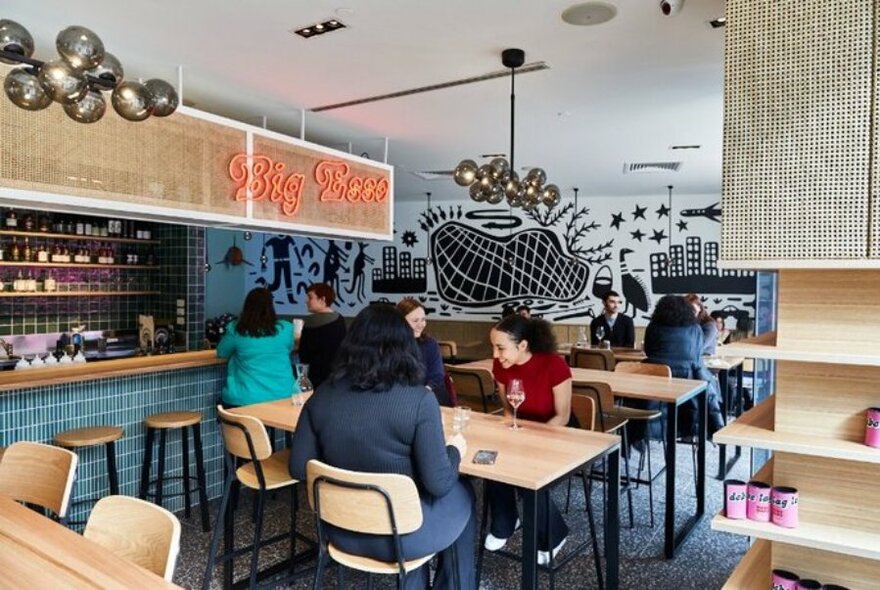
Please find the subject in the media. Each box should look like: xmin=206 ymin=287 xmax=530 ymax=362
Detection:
xmin=454 ymin=48 xmax=561 ymax=211
xmin=0 ymin=19 xmax=179 ymax=124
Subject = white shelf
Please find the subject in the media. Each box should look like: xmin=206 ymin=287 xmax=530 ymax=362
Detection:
xmin=720 ymin=332 xmax=880 ymax=367
xmin=714 ymin=397 xmax=880 ymax=465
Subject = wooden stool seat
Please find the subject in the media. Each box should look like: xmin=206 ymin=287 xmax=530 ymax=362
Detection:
xmin=328 ymin=545 xmax=433 ymax=574
xmin=55 ymin=426 xmax=124 ymax=448
xmin=145 ymin=411 xmax=201 ymax=429
xmin=236 ymin=449 xmax=297 ymax=491
xmin=0 ymin=447 xmax=5 ymax=464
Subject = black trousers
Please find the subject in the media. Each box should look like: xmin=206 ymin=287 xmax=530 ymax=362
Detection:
xmin=486 ymin=481 xmax=568 ymax=551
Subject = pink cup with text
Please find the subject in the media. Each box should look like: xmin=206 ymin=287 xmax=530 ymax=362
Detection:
xmin=746 ymin=480 xmax=771 ymax=522
xmin=771 ymin=569 xmax=799 ymax=590
xmin=723 ymin=479 xmax=747 ymax=519
xmin=771 ymin=486 xmax=799 ymax=528
xmin=796 ymin=580 xmax=822 ymax=590
xmin=865 ymin=407 xmax=880 ymax=448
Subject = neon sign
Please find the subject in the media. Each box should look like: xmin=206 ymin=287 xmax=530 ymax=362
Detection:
xmin=228 ymin=153 xmax=388 ymax=218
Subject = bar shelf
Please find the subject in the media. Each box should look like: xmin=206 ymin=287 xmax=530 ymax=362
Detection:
xmin=0 ymin=262 xmax=159 ymax=270
xmin=0 ymin=229 xmax=159 ymax=245
xmin=0 ymin=291 xmax=160 ymax=297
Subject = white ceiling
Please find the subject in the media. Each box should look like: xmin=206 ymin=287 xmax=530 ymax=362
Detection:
xmin=4 ymin=0 xmax=726 ymax=202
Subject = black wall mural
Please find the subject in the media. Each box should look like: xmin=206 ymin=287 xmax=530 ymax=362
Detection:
xmin=238 ymin=195 xmax=755 ymax=328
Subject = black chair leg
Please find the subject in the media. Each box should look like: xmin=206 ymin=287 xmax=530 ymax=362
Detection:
xmin=105 ymin=441 xmax=119 ymax=496
xmin=564 ymin=475 xmax=573 ymax=513
xmin=584 ymin=474 xmax=604 ymax=589
xmin=156 ymin=429 xmax=167 ymax=507
xmin=202 ymin=471 xmax=233 ymax=590
xmin=181 ymin=426 xmax=192 ymax=518
xmin=139 ymin=427 xmax=155 ymax=500
xmin=647 ymin=436 xmax=655 ymax=528
xmin=312 ymin=551 xmax=326 ymax=590
xmin=193 ymin=422 xmax=211 ymax=532
xmin=249 ymin=490 xmax=266 ymax=589
xmin=475 ymin=484 xmax=489 ymax=586
xmin=289 ymin=485 xmax=298 ymax=576
xmin=337 ymin=563 xmax=346 ymax=589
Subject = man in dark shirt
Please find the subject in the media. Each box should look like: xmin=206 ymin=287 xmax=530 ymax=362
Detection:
xmin=298 ymin=283 xmax=346 ymax=388
xmin=590 ymin=290 xmax=635 ymax=347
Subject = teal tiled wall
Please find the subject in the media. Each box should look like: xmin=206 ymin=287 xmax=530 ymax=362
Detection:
xmin=0 ymin=364 xmax=227 ymax=524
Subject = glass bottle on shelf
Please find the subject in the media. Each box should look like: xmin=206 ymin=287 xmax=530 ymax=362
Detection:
xmin=36 ymin=241 xmax=48 ymax=263
xmin=23 ymin=238 xmax=31 ymax=262
xmin=44 ymin=271 xmax=56 ymax=292
xmin=64 ymin=219 xmax=74 ymax=234
xmin=10 ymin=238 xmax=20 ymax=262
xmin=23 ymin=213 xmax=34 ymax=231
xmin=38 ymin=214 xmax=50 ymax=233
xmin=5 ymin=209 xmax=17 ymax=228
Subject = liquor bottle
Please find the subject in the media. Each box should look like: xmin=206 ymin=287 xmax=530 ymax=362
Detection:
xmin=64 ymin=219 xmax=74 ymax=234
xmin=5 ymin=209 xmax=17 ymax=228
xmin=44 ymin=271 xmax=56 ymax=292
xmin=23 ymin=213 xmax=34 ymax=231
xmin=36 ymin=241 xmax=48 ymax=263
xmin=26 ymin=269 xmax=36 ymax=292
xmin=38 ymin=214 xmax=50 ymax=233
xmin=23 ymin=238 xmax=31 ymax=262
xmin=75 ymin=220 xmax=84 ymax=235
xmin=107 ymin=244 xmax=115 ymax=265
xmin=147 ymin=247 xmax=155 ymax=266
xmin=13 ymin=270 xmax=23 ymax=292
xmin=10 ymin=238 xmax=20 ymax=262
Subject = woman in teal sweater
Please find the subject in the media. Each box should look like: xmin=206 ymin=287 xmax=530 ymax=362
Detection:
xmin=216 ymin=287 xmax=297 ymax=407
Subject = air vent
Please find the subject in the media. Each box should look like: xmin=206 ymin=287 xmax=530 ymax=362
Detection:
xmin=622 ymin=161 xmax=682 ymax=174
xmin=411 ymin=170 xmax=454 ymax=181
xmin=311 ymin=61 xmax=549 ymax=112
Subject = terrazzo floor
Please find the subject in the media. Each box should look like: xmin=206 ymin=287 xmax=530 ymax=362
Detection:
xmin=174 ymin=441 xmax=752 ymax=590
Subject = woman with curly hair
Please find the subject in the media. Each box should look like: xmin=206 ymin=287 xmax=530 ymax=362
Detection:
xmin=289 ymin=304 xmax=475 ymax=589
xmin=483 ymin=315 xmax=572 ymax=564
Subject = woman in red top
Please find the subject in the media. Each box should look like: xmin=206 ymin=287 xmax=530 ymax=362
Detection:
xmin=484 ymin=315 xmax=573 ymax=564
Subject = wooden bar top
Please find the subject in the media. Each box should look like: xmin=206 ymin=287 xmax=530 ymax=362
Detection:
xmin=456 ymin=359 xmax=706 ymax=404
xmin=0 ymin=495 xmax=180 ymax=589
xmin=0 ymin=350 xmax=225 ymax=393
xmin=230 ymin=398 xmax=619 ymax=491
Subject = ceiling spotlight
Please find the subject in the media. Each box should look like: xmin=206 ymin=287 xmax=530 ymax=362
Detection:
xmin=659 ymin=0 xmax=684 ymax=17
xmin=709 ymin=16 xmax=726 ymax=28
xmin=314 ymin=23 xmax=325 ymax=31
xmin=292 ymin=18 xmax=347 ymax=39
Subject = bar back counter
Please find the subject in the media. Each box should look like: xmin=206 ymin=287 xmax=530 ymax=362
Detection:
xmin=0 ymin=351 xmax=228 ymax=523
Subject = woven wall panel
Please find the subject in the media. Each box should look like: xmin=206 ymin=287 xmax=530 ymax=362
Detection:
xmin=722 ymin=0 xmax=872 ymax=261
xmin=0 ymin=76 xmax=247 ymax=217
xmin=873 ymin=0 xmax=880 ymax=258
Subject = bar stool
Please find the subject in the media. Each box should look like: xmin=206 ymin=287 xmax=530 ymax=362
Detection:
xmin=139 ymin=411 xmax=210 ymax=532
xmin=54 ymin=425 xmax=123 ymax=525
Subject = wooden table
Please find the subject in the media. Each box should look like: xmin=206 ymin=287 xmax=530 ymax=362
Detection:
xmin=457 ymin=359 xmax=708 ymax=560
xmin=0 ymin=495 xmax=179 ymax=589
xmin=231 ymin=398 xmax=622 ymax=590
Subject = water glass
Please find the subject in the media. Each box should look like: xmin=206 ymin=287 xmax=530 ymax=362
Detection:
xmin=452 ymin=406 xmax=471 ymax=435
xmin=507 ymin=378 xmax=526 ymax=430
xmin=292 ymin=363 xmax=313 ymax=406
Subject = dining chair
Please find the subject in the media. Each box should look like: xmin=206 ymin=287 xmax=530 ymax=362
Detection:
xmin=307 ymin=459 xmax=456 ymax=590
xmin=570 ymin=347 xmax=616 ymax=371
xmin=437 ymin=340 xmax=458 ymax=362
xmin=444 ymin=364 xmax=499 ymax=413
xmin=84 ymin=495 xmax=181 ymax=582
xmin=0 ymin=441 xmax=78 ymax=524
xmin=204 ymin=406 xmax=302 ymax=590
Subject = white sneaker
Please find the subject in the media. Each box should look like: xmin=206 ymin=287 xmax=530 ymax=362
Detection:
xmin=484 ymin=519 xmax=520 ymax=551
xmin=537 ymin=537 xmax=567 ymax=566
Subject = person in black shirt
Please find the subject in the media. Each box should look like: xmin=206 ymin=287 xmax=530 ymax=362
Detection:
xmin=298 ymin=283 xmax=346 ymax=389
xmin=590 ymin=290 xmax=635 ymax=347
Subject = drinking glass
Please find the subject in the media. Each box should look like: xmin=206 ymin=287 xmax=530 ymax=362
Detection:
xmin=596 ymin=326 xmax=606 ymax=343
xmin=452 ymin=406 xmax=471 ymax=435
xmin=292 ymin=363 xmax=313 ymax=406
xmin=507 ymin=378 xmax=526 ymax=430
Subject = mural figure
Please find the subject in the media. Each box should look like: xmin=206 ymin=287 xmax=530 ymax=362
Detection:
xmin=619 ymin=248 xmax=651 ymax=317
xmin=650 ymin=236 xmax=755 ymax=294
xmin=371 ymin=245 xmax=428 ymax=293
xmin=261 ymin=234 xmax=301 ymax=303
xmin=346 ymin=242 xmax=375 ymax=303
xmin=680 ymin=202 xmax=722 ymax=222
xmin=311 ymin=240 xmax=349 ymax=303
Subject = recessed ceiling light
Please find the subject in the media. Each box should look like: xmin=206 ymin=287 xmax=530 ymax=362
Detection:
xmin=670 ymin=144 xmax=701 ymax=150
xmin=291 ymin=18 xmax=347 ymax=39
xmin=561 ymin=2 xmax=618 ymax=27
xmin=709 ymin=16 xmax=726 ymax=28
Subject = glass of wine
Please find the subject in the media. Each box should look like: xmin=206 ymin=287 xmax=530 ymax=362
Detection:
xmin=507 ymin=378 xmax=526 ymax=430
xmin=595 ymin=325 xmax=606 ymax=343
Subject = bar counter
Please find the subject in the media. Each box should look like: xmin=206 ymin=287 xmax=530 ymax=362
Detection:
xmin=0 ymin=350 xmax=230 ymax=523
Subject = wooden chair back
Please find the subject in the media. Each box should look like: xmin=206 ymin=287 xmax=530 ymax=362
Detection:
xmin=437 ymin=340 xmax=458 ymax=360
xmin=571 ymin=347 xmax=616 ymax=371
xmin=0 ymin=441 xmax=77 ymax=519
xmin=615 ymin=361 xmax=672 ymax=378
xmin=84 ymin=495 xmax=181 ymax=582
xmin=216 ymin=405 xmax=272 ymax=461
xmin=571 ymin=394 xmax=597 ymax=432
xmin=444 ymin=364 xmax=496 ymax=413
xmin=307 ymin=460 xmax=423 ymax=535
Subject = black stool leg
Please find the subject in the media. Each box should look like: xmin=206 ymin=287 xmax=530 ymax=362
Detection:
xmin=156 ymin=429 xmax=167 ymax=508
xmin=249 ymin=489 xmax=266 ymax=589
xmin=182 ymin=426 xmax=192 ymax=518
xmin=584 ymin=472 xmax=604 ymax=589
xmin=105 ymin=441 xmax=119 ymax=496
xmin=475 ymin=484 xmax=489 ymax=586
xmin=289 ymin=484 xmax=298 ymax=576
xmin=139 ymin=427 xmax=155 ymax=500
xmin=193 ymin=422 xmax=211 ymax=532
xmin=203 ymin=469 xmax=234 ymax=590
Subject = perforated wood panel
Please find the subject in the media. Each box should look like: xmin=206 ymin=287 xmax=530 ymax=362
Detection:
xmin=722 ymin=0 xmax=873 ymax=261
xmin=873 ymin=0 xmax=880 ymax=259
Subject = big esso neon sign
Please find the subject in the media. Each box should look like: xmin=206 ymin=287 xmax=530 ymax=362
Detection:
xmin=228 ymin=153 xmax=389 ymax=218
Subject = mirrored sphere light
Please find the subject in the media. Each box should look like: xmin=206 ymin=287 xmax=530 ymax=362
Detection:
xmin=0 ymin=19 xmax=35 ymax=64
xmin=63 ymin=89 xmax=106 ymax=123
xmin=524 ymin=183 xmax=540 ymax=201
xmin=486 ymin=183 xmax=505 ymax=205
xmin=56 ymin=25 xmax=105 ymax=70
xmin=469 ymin=182 xmax=486 ymax=202
xmin=542 ymin=184 xmax=561 ymax=208
xmin=453 ymin=159 xmax=478 ymax=187
xmin=38 ymin=59 xmax=88 ymax=103
xmin=527 ymin=167 xmax=547 ymax=187
xmin=111 ymin=80 xmax=154 ymax=121
xmin=489 ymin=157 xmax=509 ymax=180
xmin=504 ymin=176 xmax=521 ymax=200
xmin=145 ymin=78 xmax=179 ymax=117
xmin=4 ymin=67 xmax=52 ymax=111
xmin=86 ymin=51 xmax=124 ymax=89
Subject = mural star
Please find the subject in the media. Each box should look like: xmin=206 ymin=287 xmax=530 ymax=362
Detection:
xmin=632 ymin=205 xmax=647 ymax=220
xmin=630 ymin=229 xmax=646 ymax=242
xmin=656 ymin=203 xmax=671 ymax=218
xmin=650 ymin=229 xmax=667 ymax=244
xmin=676 ymin=220 xmax=689 ymax=232
xmin=610 ymin=212 xmax=625 ymax=230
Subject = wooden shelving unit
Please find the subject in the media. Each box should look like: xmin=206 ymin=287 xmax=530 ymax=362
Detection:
xmin=0 ymin=230 xmax=159 ymax=245
xmin=722 ymin=540 xmax=771 ymax=590
xmin=721 ymin=332 xmax=880 ymax=368
xmin=0 ymin=291 xmax=160 ymax=297
xmin=0 ymin=262 xmax=159 ymax=270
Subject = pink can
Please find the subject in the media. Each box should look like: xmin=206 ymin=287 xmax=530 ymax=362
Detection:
xmin=771 ymin=569 xmax=799 ymax=590
xmin=771 ymin=486 xmax=799 ymax=528
xmin=747 ymin=480 xmax=771 ymax=522
xmin=723 ymin=479 xmax=747 ymax=519
xmin=796 ymin=580 xmax=821 ymax=590
xmin=865 ymin=407 xmax=880 ymax=448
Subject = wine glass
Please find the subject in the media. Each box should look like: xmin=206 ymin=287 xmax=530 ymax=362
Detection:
xmin=292 ymin=363 xmax=313 ymax=405
xmin=507 ymin=378 xmax=526 ymax=430
xmin=596 ymin=325 xmax=606 ymax=343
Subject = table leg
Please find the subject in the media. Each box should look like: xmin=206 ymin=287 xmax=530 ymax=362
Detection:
xmin=717 ymin=366 xmax=745 ymax=480
xmin=664 ymin=401 xmax=677 ymax=559
xmin=521 ymin=489 xmax=538 ymax=590
xmin=223 ymin=481 xmax=235 ymax=589
xmin=606 ymin=448 xmax=620 ymax=590
xmin=716 ymin=368 xmax=730 ymax=480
